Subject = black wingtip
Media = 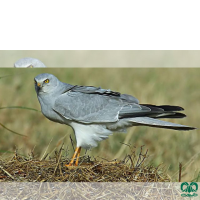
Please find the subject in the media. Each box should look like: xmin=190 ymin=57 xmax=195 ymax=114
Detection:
xmin=158 ymin=105 xmax=184 ymax=111
xmin=140 ymin=104 xmax=185 ymax=112
xmin=156 ymin=112 xmax=186 ymax=119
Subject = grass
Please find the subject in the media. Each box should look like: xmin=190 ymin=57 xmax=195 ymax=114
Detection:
xmin=0 ymin=68 xmax=199 ymax=182
xmin=0 ymin=145 xmax=171 ymax=182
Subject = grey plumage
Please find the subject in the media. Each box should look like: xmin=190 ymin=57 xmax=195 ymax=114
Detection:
xmin=14 ymin=57 xmax=46 ymax=68
xmin=34 ymin=73 xmax=196 ymax=150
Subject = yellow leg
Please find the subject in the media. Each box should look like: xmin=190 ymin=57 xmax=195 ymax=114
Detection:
xmin=66 ymin=147 xmax=81 ymax=166
xmin=75 ymin=147 xmax=81 ymax=166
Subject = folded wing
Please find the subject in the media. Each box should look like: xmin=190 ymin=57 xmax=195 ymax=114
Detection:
xmin=53 ymin=85 xmax=196 ymax=130
xmin=53 ymin=86 xmax=145 ymax=123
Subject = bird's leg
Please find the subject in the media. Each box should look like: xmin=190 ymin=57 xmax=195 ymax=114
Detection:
xmin=75 ymin=147 xmax=81 ymax=166
xmin=66 ymin=147 xmax=79 ymax=166
xmin=66 ymin=147 xmax=81 ymax=166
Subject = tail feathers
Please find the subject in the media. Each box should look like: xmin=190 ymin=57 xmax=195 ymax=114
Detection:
xmin=130 ymin=117 xmax=196 ymax=131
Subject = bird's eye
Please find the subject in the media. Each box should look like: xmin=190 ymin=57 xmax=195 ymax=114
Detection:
xmin=34 ymin=80 xmax=37 ymax=84
xmin=44 ymin=79 xmax=49 ymax=83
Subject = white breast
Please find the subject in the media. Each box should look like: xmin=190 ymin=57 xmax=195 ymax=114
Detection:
xmin=70 ymin=122 xmax=113 ymax=149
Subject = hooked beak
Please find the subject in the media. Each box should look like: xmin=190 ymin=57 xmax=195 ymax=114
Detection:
xmin=35 ymin=82 xmax=42 ymax=93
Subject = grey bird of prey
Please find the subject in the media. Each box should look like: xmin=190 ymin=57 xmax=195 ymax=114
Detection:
xmin=14 ymin=57 xmax=46 ymax=68
xmin=34 ymin=73 xmax=196 ymax=166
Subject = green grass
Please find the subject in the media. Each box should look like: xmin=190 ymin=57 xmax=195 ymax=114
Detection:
xmin=0 ymin=68 xmax=199 ymax=181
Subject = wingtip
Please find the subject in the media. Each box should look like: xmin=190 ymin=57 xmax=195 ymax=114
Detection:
xmin=160 ymin=105 xmax=185 ymax=111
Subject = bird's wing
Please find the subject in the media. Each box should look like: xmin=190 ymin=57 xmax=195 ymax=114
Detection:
xmin=71 ymin=86 xmax=139 ymax=103
xmin=53 ymin=87 xmax=148 ymax=123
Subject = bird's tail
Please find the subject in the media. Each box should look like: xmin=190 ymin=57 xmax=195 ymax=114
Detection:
xmin=129 ymin=117 xmax=196 ymax=131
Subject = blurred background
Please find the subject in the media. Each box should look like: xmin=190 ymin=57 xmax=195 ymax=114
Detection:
xmin=0 ymin=51 xmax=199 ymax=182
xmin=1 ymin=50 xmax=200 ymax=67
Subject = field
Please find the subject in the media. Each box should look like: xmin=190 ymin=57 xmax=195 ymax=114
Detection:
xmin=0 ymin=67 xmax=199 ymax=181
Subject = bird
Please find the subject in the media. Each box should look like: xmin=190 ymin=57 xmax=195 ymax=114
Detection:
xmin=14 ymin=57 xmax=46 ymax=68
xmin=34 ymin=73 xmax=196 ymax=166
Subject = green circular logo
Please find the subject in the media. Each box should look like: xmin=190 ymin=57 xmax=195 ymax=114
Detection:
xmin=181 ymin=182 xmax=198 ymax=197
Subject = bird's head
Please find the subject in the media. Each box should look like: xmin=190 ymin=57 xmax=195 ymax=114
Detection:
xmin=34 ymin=73 xmax=59 ymax=94
xmin=14 ymin=57 xmax=46 ymax=68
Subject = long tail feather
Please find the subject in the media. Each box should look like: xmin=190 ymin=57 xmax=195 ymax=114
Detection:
xmin=130 ymin=117 xmax=196 ymax=131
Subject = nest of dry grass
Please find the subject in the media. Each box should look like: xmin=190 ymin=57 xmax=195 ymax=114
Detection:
xmin=0 ymin=146 xmax=170 ymax=182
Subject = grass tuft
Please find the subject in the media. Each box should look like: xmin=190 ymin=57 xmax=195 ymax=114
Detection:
xmin=0 ymin=146 xmax=170 ymax=182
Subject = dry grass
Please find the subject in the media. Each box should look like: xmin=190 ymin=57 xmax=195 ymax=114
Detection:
xmin=0 ymin=68 xmax=199 ymax=182
xmin=0 ymin=182 xmax=184 ymax=199
xmin=0 ymin=146 xmax=171 ymax=182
